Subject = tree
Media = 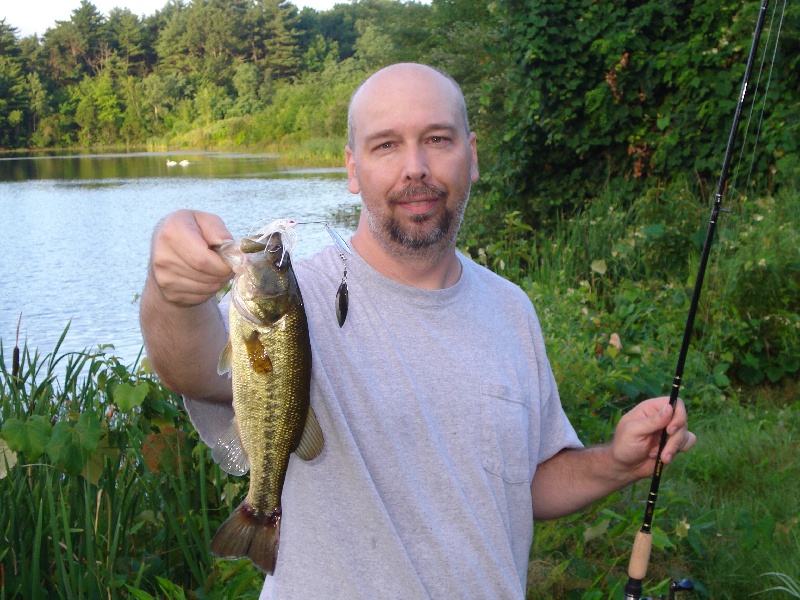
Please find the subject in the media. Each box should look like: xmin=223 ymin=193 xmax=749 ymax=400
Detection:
xmin=0 ymin=20 xmax=29 ymax=147
xmin=229 ymin=60 xmax=270 ymax=116
xmin=255 ymin=0 xmax=302 ymax=79
xmin=352 ymin=21 xmax=394 ymax=71
xmin=42 ymin=22 xmax=88 ymax=86
xmin=140 ymin=70 xmax=194 ymax=133
xmin=0 ymin=18 xmax=21 ymax=57
xmin=107 ymin=8 xmax=146 ymax=73
xmin=156 ymin=0 xmax=250 ymax=86
xmin=69 ymin=0 xmax=109 ymax=73
xmin=41 ymin=1 xmax=111 ymax=87
xmin=301 ymin=34 xmax=339 ymax=73
xmin=74 ymin=67 xmax=123 ymax=145
xmin=27 ymin=72 xmax=49 ymax=132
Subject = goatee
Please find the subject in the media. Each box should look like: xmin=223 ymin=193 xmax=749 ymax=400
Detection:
xmin=384 ymin=182 xmax=452 ymax=250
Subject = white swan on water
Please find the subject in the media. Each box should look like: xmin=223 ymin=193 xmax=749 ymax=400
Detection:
xmin=166 ymin=159 xmax=177 ymax=166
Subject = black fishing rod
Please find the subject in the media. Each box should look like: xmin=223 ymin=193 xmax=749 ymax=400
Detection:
xmin=624 ymin=1 xmax=772 ymax=598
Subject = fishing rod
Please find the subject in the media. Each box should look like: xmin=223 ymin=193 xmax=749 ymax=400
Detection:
xmin=623 ymin=1 xmax=772 ymax=598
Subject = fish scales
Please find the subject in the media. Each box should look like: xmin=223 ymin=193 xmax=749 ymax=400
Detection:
xmin=209 ymin=221 xmax=323 ymax=575
xmin=229 ymin=301 xmax=311 ymax=516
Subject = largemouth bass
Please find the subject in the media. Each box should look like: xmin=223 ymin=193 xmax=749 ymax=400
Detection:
xmin=210 ymin=220 xmax=323 ymax=574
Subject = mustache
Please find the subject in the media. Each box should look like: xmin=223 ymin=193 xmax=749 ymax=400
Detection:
xmin=388 ymin=182 xmax=448 ymax=204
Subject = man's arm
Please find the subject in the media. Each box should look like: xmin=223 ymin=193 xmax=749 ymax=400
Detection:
xmin=139 ymin=209 xmax=234 ymax=403
xmin=531 ymin=397 xmax=696 ymax=520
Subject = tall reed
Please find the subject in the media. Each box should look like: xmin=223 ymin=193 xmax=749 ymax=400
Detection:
xmin=0 ymin=330 xmax=262 ymax=599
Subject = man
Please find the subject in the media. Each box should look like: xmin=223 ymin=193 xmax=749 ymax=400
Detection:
xmin=140 ymin=63 xmax=695 ymax=599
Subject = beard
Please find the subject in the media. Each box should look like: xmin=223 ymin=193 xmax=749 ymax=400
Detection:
xmin=365 ymin=181 xmax=470 ymax=256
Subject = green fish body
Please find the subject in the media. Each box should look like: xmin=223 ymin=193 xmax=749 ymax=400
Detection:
xmin=210 ymin=223 xmax=323 ymax=574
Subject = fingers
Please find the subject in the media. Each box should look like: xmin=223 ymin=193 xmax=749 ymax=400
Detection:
xmin=149 ymin=210 xmax=234 ymax=307
xmin=661 ymin=399 xmax=696 ymax=464
xmin=639 ymin=397 xmax=695 ymax=465
xmin=612 ymin=396 xmax=695 ymax=479
xmin=619 ymin=396 xmax=673 ymax=438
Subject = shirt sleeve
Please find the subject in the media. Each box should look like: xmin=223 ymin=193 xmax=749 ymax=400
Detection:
xmin=181 ymin=294 xmax=235 ymax=448
xmin=528 ymin=303 xmax=584 ymax=465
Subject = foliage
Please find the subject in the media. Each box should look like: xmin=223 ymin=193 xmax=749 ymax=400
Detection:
xmin=465 ymin=180 xmax=800 ymax=396
xmin=759 ymin=572 xmax=800 ymax=598
xmin=0 ymin=330 xmax=263 ymax=599
xmin=477 ymin=0 xmax=799 ymax=226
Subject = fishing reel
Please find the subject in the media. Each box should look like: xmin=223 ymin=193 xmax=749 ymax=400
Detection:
xmin=640 ymin=578 xmax=694 ymax=600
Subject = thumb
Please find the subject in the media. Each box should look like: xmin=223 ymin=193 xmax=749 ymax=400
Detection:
xmin=625 ymin=401 xmax=673 ymax=439
xmin=642 ymin=402 xmax=674 ymax=436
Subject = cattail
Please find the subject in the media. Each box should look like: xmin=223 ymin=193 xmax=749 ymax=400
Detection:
xmin=12 ymin=312 xmax=21 ymax=378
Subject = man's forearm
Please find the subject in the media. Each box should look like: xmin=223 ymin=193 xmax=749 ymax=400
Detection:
xmin=139 ymin=272 xmax=231 ymax=403
xmin=530 ymin=446 xmax=638 ymax=520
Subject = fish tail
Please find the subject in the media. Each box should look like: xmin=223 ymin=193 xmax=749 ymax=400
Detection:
xmin=210 ymin=501 xmax=281 ymax=574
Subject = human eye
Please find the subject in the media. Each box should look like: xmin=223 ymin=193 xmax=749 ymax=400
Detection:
xmin=427 ymin=132 xmax=452 ymax=145
xmin=372 ymin=140 xmax=395 ymax=152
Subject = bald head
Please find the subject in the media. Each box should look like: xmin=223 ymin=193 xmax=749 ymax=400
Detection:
xmin=347 ymin=63 xmax=470 ymax=151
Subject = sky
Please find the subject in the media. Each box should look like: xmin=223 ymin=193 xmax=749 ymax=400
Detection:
xmin=3 ymin=0 xmax=350 ymax=39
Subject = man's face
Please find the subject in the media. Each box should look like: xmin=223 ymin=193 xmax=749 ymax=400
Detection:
xmin=346 ymin=65 xmax=479 ymax=258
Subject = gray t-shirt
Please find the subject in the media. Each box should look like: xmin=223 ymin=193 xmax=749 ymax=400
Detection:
xmin=184 ymin=244 xmax=582 ymax=599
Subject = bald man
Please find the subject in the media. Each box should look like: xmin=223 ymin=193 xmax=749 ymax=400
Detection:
xmin=140 ymin=63 xmax=694 ymax=599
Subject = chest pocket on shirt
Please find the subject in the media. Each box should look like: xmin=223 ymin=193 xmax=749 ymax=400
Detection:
xmin=481 ymin=382 xmax=530 ymax=484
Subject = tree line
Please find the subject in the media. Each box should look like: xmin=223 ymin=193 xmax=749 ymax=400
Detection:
xmin=0 ymin=0 xmax=435 ymax=149
xmin=1 ymin=0 xmax=797 ymax=220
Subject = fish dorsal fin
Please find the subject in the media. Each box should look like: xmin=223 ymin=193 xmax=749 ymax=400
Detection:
xmin=294 ymin=406 xmax=324 ymax=461
xmin=212 ymin=417 xmax=250 ymax=476
xmin=217 ymin=341 xmax=233 ymax=377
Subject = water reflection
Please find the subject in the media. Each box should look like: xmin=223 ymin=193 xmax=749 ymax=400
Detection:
xmin=0 ymin=150 xmax=345 ymax=182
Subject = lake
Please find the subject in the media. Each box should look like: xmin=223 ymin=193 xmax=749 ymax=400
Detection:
xmin=0 ymin=150 xmax=358 ymax=369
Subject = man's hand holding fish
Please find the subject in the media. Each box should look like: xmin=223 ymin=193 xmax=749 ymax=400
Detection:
xmin=141 ymin=209 xmax=234 ymax=402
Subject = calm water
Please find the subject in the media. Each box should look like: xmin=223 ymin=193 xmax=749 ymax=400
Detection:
xmin=0 ymin=150 xmax=357 ymax=368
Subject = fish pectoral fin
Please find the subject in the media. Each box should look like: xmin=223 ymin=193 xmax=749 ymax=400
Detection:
xmin=211 ymin=417 xmax=250 ymax=476
xmin=217 ymin=341 xmax=233 ymax=377
xmin=245 ymin=331 xmax=273 ymax=375
xmin=294 ymin=406 xmax=324 ymax=461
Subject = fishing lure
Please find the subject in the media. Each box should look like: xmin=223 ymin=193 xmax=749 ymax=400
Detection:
xmin=325 ymin=224 xmax=351 ymax=327
xmin=288 ymin=220 xmax=353 ymax=327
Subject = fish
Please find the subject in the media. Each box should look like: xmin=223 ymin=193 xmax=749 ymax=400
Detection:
xmin=209 ymin=220 xmax=324 ymax=574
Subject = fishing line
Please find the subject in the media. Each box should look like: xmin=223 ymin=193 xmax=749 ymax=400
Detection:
xmin=740 ymin=0 xmax=788 ymax=192
xmin=694 ymin=0 xmax=786 ymax=399
xmin=623 ymin=0 xmax=778 ymax=597
xmin=704 ymin=0 xmax=786 ymax=394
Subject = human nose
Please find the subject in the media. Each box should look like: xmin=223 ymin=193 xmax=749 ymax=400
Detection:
xmin=402 ymin=144 xmax=428 ymax=181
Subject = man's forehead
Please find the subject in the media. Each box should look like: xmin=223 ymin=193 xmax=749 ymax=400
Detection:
xmin=350 ymin=65 xmax=463 ymax=139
